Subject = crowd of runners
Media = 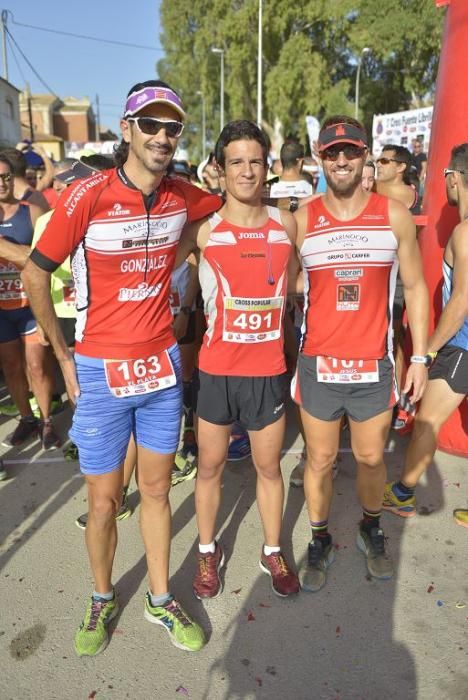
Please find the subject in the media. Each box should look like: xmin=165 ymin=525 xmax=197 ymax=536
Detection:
xmin=0 ymin=79 xmax=466 ymax=657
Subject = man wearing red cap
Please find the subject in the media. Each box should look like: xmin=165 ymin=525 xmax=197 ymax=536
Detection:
xmin=21 ymin=80 xmax=221 ymax=656
xmin=290 ymin=115 xmax=430 ymax=591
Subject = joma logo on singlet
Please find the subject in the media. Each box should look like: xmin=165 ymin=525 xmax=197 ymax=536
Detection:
xmin=239 ymin=232 xmax=265 ymax=239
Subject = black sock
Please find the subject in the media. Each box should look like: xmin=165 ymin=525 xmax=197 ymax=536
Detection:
xmin=361 ymin=508 xmax=381 ymax=533
xmin=310 ymin=520 xmax=331 ymax=546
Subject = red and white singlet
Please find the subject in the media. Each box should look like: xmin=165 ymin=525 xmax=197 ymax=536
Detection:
xmin=198 ymin=206 xmax=291 ymax=376
xmin=300 ymin=193 xmax=398 ymax=360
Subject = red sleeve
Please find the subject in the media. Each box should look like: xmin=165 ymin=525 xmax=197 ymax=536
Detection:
xmin=42 ymin=187 xmax=60 ymax=209
xmin=31 ymin=172 xmax=110 ymax=270
xmin=175 ymin=179 xmax=222 ymax=223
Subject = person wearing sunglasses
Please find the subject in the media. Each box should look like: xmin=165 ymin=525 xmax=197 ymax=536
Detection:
xmin=384 ymin=144 xmax=468 ymax=526
xmin=0 ymin=154 xmax=61 ymax=452
xmin=289 ymin=115 xmax=429 ymax=591
xmin=21 ymin=79 xmax=222 ymax=657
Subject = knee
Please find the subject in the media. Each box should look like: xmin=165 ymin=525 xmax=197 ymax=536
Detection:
xmin=89 ymin=493 xmax=119 ymax=522
xmin=26 ymin=356 xmax=45 ymax=380
xmin=255 ymin=461 xmax=281 ymax=481
xmin=305 ymin=449 xmax=337 ymax=474
xmin=354 ymin=451 xmax=383 ymax=470
xmin=412 ymin=413 xmax=440 ymax=440
xmin=197 ymin=450 xmax=226 ymax=481
xmin=139 ymin=475 xmax=171 ymax=503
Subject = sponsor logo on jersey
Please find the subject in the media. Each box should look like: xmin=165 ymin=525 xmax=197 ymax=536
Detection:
xmin=238 ymin=232 xmax=265 ymax=239
xmin=273 ymin=403 xmax=284 ymax=414
xmin=122 ymin=236 xmax=170 ymax=250
xmin=336 ymin=283 xmax=360 ymax=311
xmin=118 ymin=282 xmax=162 ymax=301
xmin=314 ymin=215 xmax=330 ymax=229
xmin=240 ymin=252 xmax=266 ymax=258
xmin=327 ymin=232 xmax=368 ymax=246
xmin=159 ymin=200 xmax=178 ymax=210
xmin=335 ymin=268 xmax=364 ymax=279
xmin=64 ymin=174 xmax=108 ymax=217
xmin=123 ymin=220 xmax=169 ymax=235
xmin=108 ymin=203 xmax=131 ymax=217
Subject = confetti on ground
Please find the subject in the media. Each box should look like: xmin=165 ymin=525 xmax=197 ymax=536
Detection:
xmin=88 ymin=693 xmax=97 ymax=700
xmin=231 ymin=588 xmax=242 ymax=595
xmin=455 ymin=601 xmax=466 ymax=609
xmin=255 ymin=678 xmax=263 ymax=687
xmin=437 ymin=600 xmax=444 ymax=607
xmin=427 ymin=585 xmax=434 ymax=593
xmin=452 ymin=482 xmax=460 ymax=488
xmin=259 ymin=603 xmax=271 ymax=608
xmin=247 ymin=611 xmax=256 ymax=621
xmin=176 ymin=686 xmax=189 ymax=696
xmin=336 ymin=626 xmax=341 ymax=636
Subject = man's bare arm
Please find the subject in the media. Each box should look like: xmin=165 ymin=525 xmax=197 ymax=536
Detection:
xmin=0 ymin=238 xmax=30 ymax=268
xmin=21 ymin=259 xmax=79 ymax=402
xmin=391 ymin=199 xmax=429 ymax=401
xmin=174 ymin=220 xmax=200 ymax=268
xmin=427 ymin=223 xmax=468 ymax=353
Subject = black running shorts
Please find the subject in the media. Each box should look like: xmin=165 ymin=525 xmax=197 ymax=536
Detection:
xmin=194 ymin=370 xmax=287 ymax=430
xmin=429 ymin=344 xmax=468 ymax=395
xmin=292 ymin=354 xmax=398 ymax=422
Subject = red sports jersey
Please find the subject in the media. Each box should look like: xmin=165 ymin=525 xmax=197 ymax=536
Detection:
xmin=198 ymin=207 xmax=291 ymax=376
xmin=300 ymin=193 xmax=398 ymax=360
xmin=31 ymin=168 xmax=220 ymax=359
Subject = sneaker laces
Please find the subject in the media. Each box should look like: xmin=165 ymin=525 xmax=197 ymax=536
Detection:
xmin=196 ymin=550 xmax=218 ymax=583
xmin=86 ymin=599 xmax=107 ymax=631
xmin=163 ymin=598 xmax=191 ymax=627
xmin=266 ymin=552 xmax=289 ymax=577
xmin=369 ymin=528 xmax=386 ymax=555
xmin=308 ymin=539 xmax=325 ymax=566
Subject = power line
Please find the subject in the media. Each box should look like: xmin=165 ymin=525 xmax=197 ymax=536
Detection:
xmin=5 ymin=26 xmax=59 ymax=97
xmin=9 ymin=13 xmax=165 ymax=53
xmin=5 ymin=30 xmax=27 ymax=84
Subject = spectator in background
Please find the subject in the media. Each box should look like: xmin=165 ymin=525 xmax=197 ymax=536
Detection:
xmin=411 ymin=138 xmax=428 ymax=186
xmin=376 ymin=145 xmax=420 ymax=214
xmin=270 ymin=142 xmax=313 ymax=199
xmin=362 ymin=160 xmax=376 ymax=192
xmin=0 ymin=147 xmax=50 ymax=212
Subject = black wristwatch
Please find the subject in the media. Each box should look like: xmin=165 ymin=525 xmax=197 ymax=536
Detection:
xmin=180 ymin=305 xmax=192 ymax=316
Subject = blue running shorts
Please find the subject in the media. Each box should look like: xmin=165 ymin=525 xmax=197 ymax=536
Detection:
xmin=0 ymin=307 xmax=37 ymax=343
xmin=70 ymin=344 xmax=183 ymax=475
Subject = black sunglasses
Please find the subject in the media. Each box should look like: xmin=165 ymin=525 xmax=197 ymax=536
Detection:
xmin=376 ymin=156 xmax=404 ymax=166
xmin=321 ymin=145 xmax=366 ymax=161
xmin=126 ymin=117 xmax=184 ymax=138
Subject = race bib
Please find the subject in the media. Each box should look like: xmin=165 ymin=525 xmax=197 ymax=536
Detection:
xmin=223 ymin=296 xmax=283 ymax=343
xmin=104 ymin=350 xmax=176 ymax=397
xmin=169 ymin=287 xmax=181 ymax=315
xmin=316 ymin=356 xmax=379 ymax=383
xmin=0 ymin=275 xmax=26 ymax=301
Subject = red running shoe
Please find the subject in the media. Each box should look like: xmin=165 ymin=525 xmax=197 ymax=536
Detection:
xmin=193 ymin=542 xmax=225 ymax=599
xmin=259 ymin=550 xmax=300 ymax=597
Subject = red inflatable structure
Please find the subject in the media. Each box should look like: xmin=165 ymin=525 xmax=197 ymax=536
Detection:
xmin=417 ymin=0 xmax=468 ymax=455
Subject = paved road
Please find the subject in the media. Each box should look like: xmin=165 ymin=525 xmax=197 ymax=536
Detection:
xmin=0 ymin=394 xmax=466 ymax=700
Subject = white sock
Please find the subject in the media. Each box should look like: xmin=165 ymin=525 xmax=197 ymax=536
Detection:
xmin=199 ymin=541 xmax=216 ymax=554
xmin=263 ymin=545 xmax=281 ymax=556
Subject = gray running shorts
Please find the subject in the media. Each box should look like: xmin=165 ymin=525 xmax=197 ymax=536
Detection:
xmin=291 ymin=354 xmax=398 ymax=422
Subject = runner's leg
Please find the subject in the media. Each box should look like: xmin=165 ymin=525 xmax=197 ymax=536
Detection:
xmin=195 ymin=419 xmax=231 ymax=544
xmin=349 ymin=409 xmax=392 ymax=511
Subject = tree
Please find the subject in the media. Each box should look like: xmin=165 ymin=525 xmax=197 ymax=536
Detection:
xmin=157 ymin=0 xmax=444 ymax=160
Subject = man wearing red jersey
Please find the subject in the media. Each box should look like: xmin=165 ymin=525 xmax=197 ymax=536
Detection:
xmin=21 ymin=80 xmax=221 ymax=656
xmin=291 ymin=116 xmax=429 ymax=590
xmin=176 ymin=120 xmax=300 ymax=599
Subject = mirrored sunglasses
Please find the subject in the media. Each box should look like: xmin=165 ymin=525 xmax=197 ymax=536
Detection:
xmin=126 ymin=117 xmax=184 ymax=138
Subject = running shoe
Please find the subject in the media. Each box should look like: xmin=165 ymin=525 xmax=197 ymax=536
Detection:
xmin=64 ymin=442 xmax=79 ymax=461
xmin=171 ymin=452 xmax=197 ymax=486
xmin=299 ymin=537 xmax=335 ymax=592
xmin=259 ymin=550 xmax=300 ymax=597
xmin=75 ymin=493 xmax=133 ymax=530
xmin=391 ymin=407 xmax=415 ymax=434
xmin=453 ymin=508 xmax=468 ymax=528
xmin=144 ymin=593 xmax=206 ymax=652
xmin=0 ymin=459 xmax=6 ymax=481
xmin=356 ymin=526 xmax=394 ymax=579
xmin=181 ymin=427 xmax=198 ymax=457
xmin=2 ymin=417 xmax=38 ymax=447
xmin=289 ymin=457 xmax=339 ymax=488
xmin=38 ymin=419 xmax=61 ymax=451
xmin=193 ymin=541 xmax=224 ymax=599
xmin=74 ymin=593 xmax=119 ymax=657
xmin=227 ymin=433 xmax=251 ymax=462
xmin=382 ymin=481 xmax=416 ymax=518
xmin=0 ymin=402 xmax=19 ymax=417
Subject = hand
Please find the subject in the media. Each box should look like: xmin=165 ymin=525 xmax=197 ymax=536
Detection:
xmin=31 ymin=143 xmax=46 ymax=157
xmin=59 ymin=355 xmax=80 ymax=407
xmin=172 ymin=312 xmax=189 ymax=341
xmin=15 ymin=141 xmax=29 ymax=152
xmin=403 ymin=363 xmax=428 ymax=404
xmin=36 ymin=324 xmax=50 ymax=347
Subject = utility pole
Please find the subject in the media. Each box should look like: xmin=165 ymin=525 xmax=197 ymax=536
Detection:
xmin=1 ymin=10 xmax=8 ymax=81
xmin=95 ymin=94 xmax=100 ymax=142
xmin=26 ymin=83 xmax=34 ymax=142
xmin=257 ymin=0 xmax=263 ymax=127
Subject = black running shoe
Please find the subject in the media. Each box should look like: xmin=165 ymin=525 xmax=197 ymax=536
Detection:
xmin=2 ymin=417 xmax=38 ymax=447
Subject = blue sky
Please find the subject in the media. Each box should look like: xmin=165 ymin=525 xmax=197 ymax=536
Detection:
xmin=5 ymin=0 xmax=164 ymax=137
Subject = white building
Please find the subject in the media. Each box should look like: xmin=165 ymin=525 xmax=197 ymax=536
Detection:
xmin=0 ymin=77 xmax=21 ymax=146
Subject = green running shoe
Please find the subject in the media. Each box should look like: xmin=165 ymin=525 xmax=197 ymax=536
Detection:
xmin=453 ymin=508 xmax=468 ymax=528
xmin=144 ymin=593 xmax=205 ymax=652
xmin=0 ymin=402 xmax=19 ymax=417
xmin=382 ymin=481 xmax=416 ymax=518
xmin=74 ymin=593 xmax=119 ymax=657
xmin=171 ymin=452 xmax=197 ymax=486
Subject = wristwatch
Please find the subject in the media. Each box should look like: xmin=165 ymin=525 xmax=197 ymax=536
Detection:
xmin=410 ymin=354 xmax=435 ymax=368
xmin=180 ymin=305 xmax=192 ymax=316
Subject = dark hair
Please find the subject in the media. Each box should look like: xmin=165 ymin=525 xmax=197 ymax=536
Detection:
xmin=364 ymin=160 xmax=375 ymax=171
xmin=320 ymin=114 xmax=365 ymax=133
xmin=0 ymin=154 xmax=13 ymax=172
xmin=382 ymin=144 xmax=413 ymax=185
xmin=280 ymin=141 xmax=305 ymax=170
xmin=450 ymin=143 xmax=468 ymax=187
xmin=114 ymin=80 xmax=180 ymax=167
xmin=0 ymin=148 xmax=26 ymax=177
xmin=214 ymin=120 xmax=268 ymax=169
